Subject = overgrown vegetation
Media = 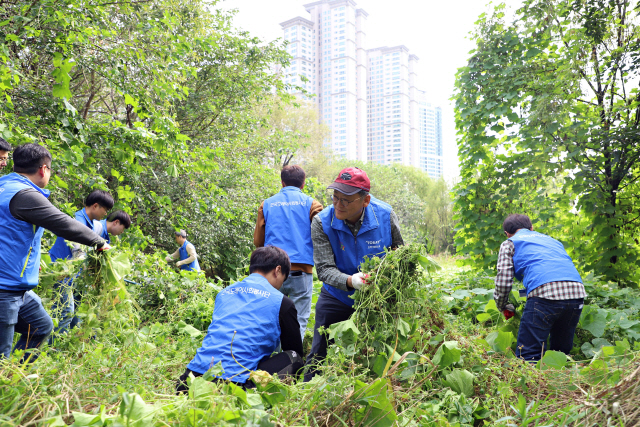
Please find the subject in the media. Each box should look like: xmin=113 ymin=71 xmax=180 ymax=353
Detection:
xmin=3 ymin=0 xmax=640 ymax=425
xmin=453 ymin=0 xmax=640 ymax=285
xmin=2 ymin=246 xmax=639 ymax=426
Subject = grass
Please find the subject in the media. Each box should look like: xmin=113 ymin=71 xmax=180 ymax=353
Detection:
xmin=1 ymin=249 xmax=639 ymax=426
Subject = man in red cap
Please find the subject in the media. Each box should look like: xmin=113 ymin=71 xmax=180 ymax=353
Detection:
xmin=304 ymin=167 xmax=404 ymax=381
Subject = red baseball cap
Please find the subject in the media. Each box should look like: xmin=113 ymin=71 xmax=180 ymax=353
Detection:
xmin=327 ymin=167 xmax=371 ymax=195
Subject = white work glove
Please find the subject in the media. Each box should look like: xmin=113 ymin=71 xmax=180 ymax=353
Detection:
xmin=97 ymin=242 xmax=112 ymax=252
xmin=351 ymin=272 xmax=370 ymax=290
xmin=165 ymin=255 xmax=173 ymax=263
xmin=176 ymin=260 xmax=183 ymax=267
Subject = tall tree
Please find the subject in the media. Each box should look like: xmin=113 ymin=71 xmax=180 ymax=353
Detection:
xmin=454 ymin=0 xmax=640 ymax=284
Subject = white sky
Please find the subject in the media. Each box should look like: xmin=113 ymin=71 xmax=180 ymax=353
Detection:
xmin=216 ymin=0 xmax=523 ymax=182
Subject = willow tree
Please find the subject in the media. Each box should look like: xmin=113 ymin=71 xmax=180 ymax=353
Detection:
xmin=453 ymin=0 xmax=640 ymax=284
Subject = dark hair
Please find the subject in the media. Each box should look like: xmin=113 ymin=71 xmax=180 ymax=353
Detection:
xmin=249 ymin=246 xmax=291 ymax=278
xmin=175 ymin=229 xmax=187 ymax=238
xmin=85 ymin=189 xmax=114 ymax=210
xmin=503 ymin=214 xmax=533 ymax=234
xmin=0 ymin=137 xmax=10 ymax=152
xmin=12 ymin=144 xmax=52 ymax=174
xmin=281 ymin=165 xmax=306 ymax=188
xmin=358 ymin=190 xmax=369 ymax=197
xmin=107 ymin=210 xmax=132 ymax=229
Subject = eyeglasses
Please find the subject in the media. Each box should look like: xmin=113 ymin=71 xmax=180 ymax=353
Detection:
xmin=41 ymin=165 xmax=54 ymax=174
xmin=331 ymin=194 xmax=363 ymax=207
xmin=0 ymin=156 xmax=9 ymax=162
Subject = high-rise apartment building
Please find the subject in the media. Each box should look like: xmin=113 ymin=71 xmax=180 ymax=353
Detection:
xmin=418 ymin=91 xmax=444 ymax=178
xmin=279 ymin=0 xmax=444 ymax=177
xmin=280 ymin=0 xmax=368 ymax=160
xmin=366 ymin=46 xmax=420 ymax=168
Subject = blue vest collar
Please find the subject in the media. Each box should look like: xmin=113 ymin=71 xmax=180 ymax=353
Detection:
xmin=246 ymin=273 xmax=273 ymax=288
xmin=280 ymin=186 xmax=303 ymax=194
xmin=330 ymin=204 xmax=379 ymax=237
xmin=11 ymin=173 xmax=50 ymax=198
xmin=78 ymin=208 xmax=92 ymax=226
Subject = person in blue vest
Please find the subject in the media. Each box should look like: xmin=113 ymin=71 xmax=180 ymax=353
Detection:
xmin=48 ymin=189 xmax=115 ymax=342
xmin=93 ymin=210 xmax=132 ymax=244
xmin=304 ymin=167 xmax=404 ymax=381
xmin=0 ymin=136 xmax=11 ymax=170
xmin=494 ymin=214 xmax=587 ymax=361
xmin=166 ymin=230 xmax=200 ymax=271
xmin=254 ymin=165 xmax=323 ymax=340
xmin=0 ymin=144 xmax=110 ymax=359
xmin=176 ymin=246 xmax=304 ymax=392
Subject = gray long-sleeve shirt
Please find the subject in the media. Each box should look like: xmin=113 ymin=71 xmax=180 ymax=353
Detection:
xmin=312 ymin=207 xmax=404 ymax=291
xmin=9 ymin=188 xmax=105 ymax=248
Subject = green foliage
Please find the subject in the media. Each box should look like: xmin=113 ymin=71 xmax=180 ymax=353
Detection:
xmin=453 ymin=0 xmax=640 ymax=284
xmin=0 ymin=0 xmax=300 ymax=278
xmin=444 ymin=369 xmax=475 ymax=397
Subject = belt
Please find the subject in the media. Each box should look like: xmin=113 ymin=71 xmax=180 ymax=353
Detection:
xmin=290 ymin=271 xmax=304 ymax=277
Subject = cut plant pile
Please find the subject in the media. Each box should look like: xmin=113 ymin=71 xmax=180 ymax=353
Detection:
xmin=2 ymin=246 xmax=640 ymax=426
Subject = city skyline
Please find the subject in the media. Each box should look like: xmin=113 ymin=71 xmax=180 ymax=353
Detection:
xmin=278 ymin=0 xmax=444 ymax=178
xmin=219 ymin=0 xmax=527 ymax=182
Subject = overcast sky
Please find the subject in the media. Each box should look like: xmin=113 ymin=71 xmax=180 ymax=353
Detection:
xmin=216 ymin=0 xmax=523 ymax=182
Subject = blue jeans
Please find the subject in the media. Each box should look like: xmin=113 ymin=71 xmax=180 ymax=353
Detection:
xmin=517 ymin=297 xmax=584 ymax=361
xmin=278 ymin=271 xmax=314 ymax=340
xmin=0 ymin=290 xmax=53 ymax=359
xmin=49 ymin=278 xmax=81 ymax=344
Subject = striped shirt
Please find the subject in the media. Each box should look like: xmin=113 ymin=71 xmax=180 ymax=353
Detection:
xmin=494 ymin=239 xmax=586 ymax=311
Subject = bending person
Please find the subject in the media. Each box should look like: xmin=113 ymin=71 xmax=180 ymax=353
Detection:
xmin=176 ymin=246 xmax=303 ymax=392
xmin=48 ymin=189 xmax=114 ymax=342
xmin=94 ymin=210 xmax=132 ymax=244
xmin=0 ymin=144 xmax=109 ymax=359
xmin=304 ymin=167 xmax=404 ymax=381
xmin=166 ymin=230 xmax=200 ymax=271
xmin=495 ymin=214 xmax=586 ymax=361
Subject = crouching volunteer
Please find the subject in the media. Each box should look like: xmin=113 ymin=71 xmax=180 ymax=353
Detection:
xmin=254 ymin=165 xmax=323 ymax=340
xmin=176 ymin=246 xmax=304 ymax=392
xmin=0 ymin=144 xmax=109 ymax=360
xmin=304 ymin=167 xmax=404 ymax=381
xmin=494 ymin=214 xmax=587 ymax=361
xmin=166 ymin=230 xmax=200 ymax=271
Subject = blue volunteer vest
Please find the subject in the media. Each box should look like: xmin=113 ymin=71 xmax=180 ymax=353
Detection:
xmin=179 ymin=240 xmax=200 ymax=271
xmin=187 ymin=273 xmax=283 ymax=383
xmin=319 ymin=197 xmax=393 ymax=307
xmin=49 ymin=208 xmax=94 ymax=262
xmin=264 ymin=186 xmax=314 ymax=265
xmin=509 ymin=229 xmax=583 ymax=295
xmin=93 ymin=219 xmax=110 ymax=244
xmin=0 ymin=173 xmax=50 ymax=291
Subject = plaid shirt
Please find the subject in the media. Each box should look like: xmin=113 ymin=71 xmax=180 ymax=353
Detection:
xmin=494 ymin=239 xmax=587 ymax=311
xmin=312 ymin=207 xmax=404 ymax=291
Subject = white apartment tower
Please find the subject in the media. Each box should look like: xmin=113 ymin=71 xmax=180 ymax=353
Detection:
xmin=418 ymin=92 xmax=444 ymax=178
xmin=280 ymin=0 xmax=444 ymax=177
xmin=280 ymin=0 xmax=368 ymax=160
xmin=366 ymin=46 xmax=420 ymax=167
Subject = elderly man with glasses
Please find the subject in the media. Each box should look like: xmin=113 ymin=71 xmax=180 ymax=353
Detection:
xmin=304 ymin=167 xmax=404 ymax=381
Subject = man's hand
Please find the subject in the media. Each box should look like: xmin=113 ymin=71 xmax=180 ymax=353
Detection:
xmin=97 ymin=242 xmax=112 ymax=252
xmin=351 ymin=272 xmax=370 ymax=290
xmin=503 ymin=303 xmax=516 ymax=320
xmin=165 ymin=255 xmax=173 ymax=263
xmin=176 ymin=261 xmax=183 ymax=267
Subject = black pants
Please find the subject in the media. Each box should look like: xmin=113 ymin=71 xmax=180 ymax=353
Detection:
xmin=176 ymin=350 xmax=304 ymax=394
xmin=304 ymin=287 xmax=354 ymax=382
